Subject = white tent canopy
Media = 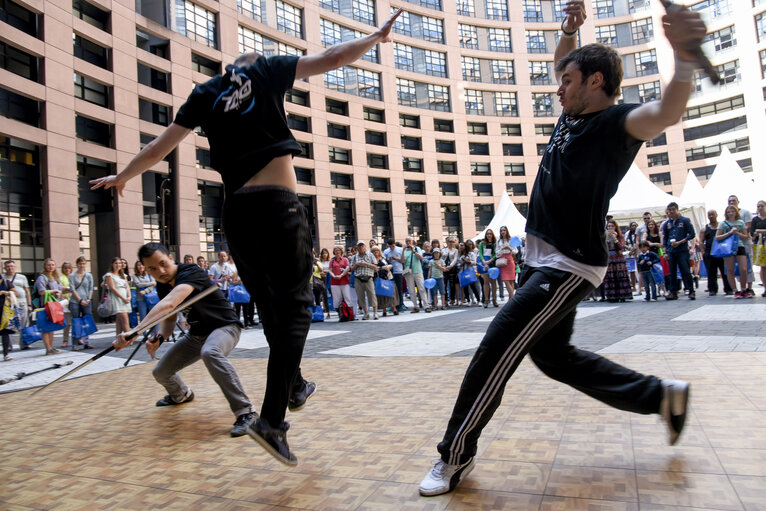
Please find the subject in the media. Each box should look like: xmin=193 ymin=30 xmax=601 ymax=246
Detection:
xmin=700 ymin=147 xmax=763 ymax=213
xmin=608 ymin=164 xmax=706 ymax=230
xmin=679 ymin=170 xmax=705 ymax=206
xmin=473 ymin=191 xmax=527 ymax=240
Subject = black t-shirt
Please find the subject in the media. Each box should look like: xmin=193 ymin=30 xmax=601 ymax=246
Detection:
xmin=156 ymin=264 xmax=239 ymax=336
xmin=174 ymin=55 xmax=302 ymax=195
xmin=703 ymin=224 xmax=717 ymax=255
xmin=750 ymin=216 xmax=766 ymax=242
xmin=526 ymin=104 xmax=642 ymax=266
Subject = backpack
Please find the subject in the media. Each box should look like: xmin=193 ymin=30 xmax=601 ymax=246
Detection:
xmin=338 ymin=300 xmax=355 ymax=322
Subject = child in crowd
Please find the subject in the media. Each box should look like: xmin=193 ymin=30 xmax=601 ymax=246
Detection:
xmin=637 ymin=241 xmax=661 ymax=302
xmin=428 ymin=248 xmax=448 ymax=310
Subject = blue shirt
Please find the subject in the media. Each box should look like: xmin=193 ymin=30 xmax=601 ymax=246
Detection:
xmin=383 ymin=246 xmax=403 ymax=274
xmin=637 ymin=250 xmax=660 ymax=272
xmin=662 ymin=215 xmax=696 ymax=253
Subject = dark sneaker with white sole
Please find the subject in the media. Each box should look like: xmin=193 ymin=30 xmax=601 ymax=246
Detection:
xmin=156 ymin=391 xmax=194 ymax=407
xmin=230 ymin=412 xmax=258 ymax=437
xmin=419 ymin=458 xmax=475 ymax=496
xmin=248 ymin=418 xmax=298 ymax=466
xmin=660 ymin=379 xmax=690 ymax=445
xmin=288 ymin=381 xmax=317 ymax=411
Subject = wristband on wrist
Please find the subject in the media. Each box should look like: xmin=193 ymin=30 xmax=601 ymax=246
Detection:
xmin=560 ymin=20 xmax=577 ymax=36
xmin=674 ymin=54 xmax=697 ymax=83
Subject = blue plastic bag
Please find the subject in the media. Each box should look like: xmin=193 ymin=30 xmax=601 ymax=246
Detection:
xmin=651 ymin=263 xmax=664 ymax=285
xmin=144 ymin=290 xmax=160 ymax=306
xmin=374 ymin=278 xmax=395 ymax=297
xmin=130 ymin=287 xmax=137 ymax=309
xmin=458 ymin=268 xmax=478 ymax=287
xmin=129 ymin=312 xmax=138 ymax=328
xmin=35 ymin=308 xmax=66 ymax=333
xmin=228 ymin=284 xmax=251 ymax=304
xmin=309 ymin=305 xmax=324 ymax=322
xmin=21 ymin=325 xmax=42 ymax=345
xmin=711 ymin=234 xmax=738 ymax=258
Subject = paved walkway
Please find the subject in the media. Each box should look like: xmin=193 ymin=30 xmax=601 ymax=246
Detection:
xmin=1 ymin=283 xmax=765 ymax=509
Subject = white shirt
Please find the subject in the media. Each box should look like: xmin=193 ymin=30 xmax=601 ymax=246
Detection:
xmin=5 ymin=272 xmax=29 ymax=306
xmin=209 ymin=262 xmax=234 ymax=290
xmin=525 ymin=234 xmax=606 ymax=288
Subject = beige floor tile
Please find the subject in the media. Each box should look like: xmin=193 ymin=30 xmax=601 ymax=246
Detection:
xmin=539 ymin=496 xmax=639 ymax=511
xmin=636 ymin=470 xmax=742 ymax=510
xmin=545 ymin=466 xmax=638 ymax=502
xmin=554 ymin=441 xmax=635 ymax=470
xmin=444 ymin=489 xmax=542 ymax=510
xmin=729 ymin=475 xmax=766 ymax=511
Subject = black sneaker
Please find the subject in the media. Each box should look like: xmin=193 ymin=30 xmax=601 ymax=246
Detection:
xmin=745 ymin=288 xmax=755 ymax=297
xmin=247 ymin=418 xmax=297 ymax=466
xmin=660 ymin=379 xmax=690 ymax=445
xmin=665 ymin=293 xmax=678 ymax=301
xmin=288 ymin=381 xmax=317 ymax=412
xmin=231 ymin=411 xmax=258 ymax=437
xmin=156 ymin=391 xmax=194 ymax=407
xmin=688 ymin=292 xmax=695 ymax=300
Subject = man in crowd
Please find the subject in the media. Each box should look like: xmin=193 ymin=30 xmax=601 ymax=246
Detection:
xmin=636 ymin=212 xmax=652 ymax=243
xmin=384 ymin=238 xmax=406 ymax=313
xmin=402 ymin=236 xmax=431 ymax=313
xmin=350 ymin=240 xmax=378 ymax=320
xmin=92 ymin=8 xmax=401 ymax=465
xmin=662 ymin=202 xmax=696 ymax=300
xmin=419 ymin=0 xmax=703 ymax=496
xmin=728 ymin=195 xmax=755 ymax=296
xmin=3 ymin=260 xmax=31 ymax=349
xmin=183 ymin=254 xmax=194 ymax=264
xmin=196 ymin=256 xmax=208 ymax=270
xmin=209 ymin=250 xmax=234 ymax=292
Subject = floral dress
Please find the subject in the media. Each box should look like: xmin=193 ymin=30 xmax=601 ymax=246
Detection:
xmin=603 ymin=235 xmax=633 ymax=301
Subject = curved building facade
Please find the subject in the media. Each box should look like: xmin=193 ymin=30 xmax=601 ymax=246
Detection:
xmin=0 ymin=0 xmax=764 ymax=279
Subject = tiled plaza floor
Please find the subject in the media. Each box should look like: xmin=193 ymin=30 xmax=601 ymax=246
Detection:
xmin=2 ymin=288 xmax=766 ymax=509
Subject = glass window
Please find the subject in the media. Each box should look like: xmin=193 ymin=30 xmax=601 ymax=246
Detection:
xmin=427 ymin=84 xmax=450 ymax=112
xmin=523 ymin=0 xmax=542 ymax=22
xmin=191 ymin=52 xmax=219 ymax=76
xmin=649 ymin=172 xmax=671 ymax=186
xmin=237 ymin=0 xmax=261 ymax=21
xmin=486 ymin=0 xmax=508 ymax=20
xmin=717 ymin=59 xmax=740 ymax=85
xmin=490 ymin=59 xmax=514 ymax=84
xmin=503 ymin=143 xmax=523 ymax=156
xmin=0 ymin=42 xmax=39 ymax=82
xmin=459 ymin=24 xmax=478 ymax=48
xmin=295 ymin=167 xmax=313 ymax=185
xmin=354 ymin=29 xmax=378 ymax=63
xmin=0 ymin=0 xmax=39 ymax=37
xmin=320 ymin=18 xmax=342 ymax=47
xmin=526 ymin=30 xmax=546 ymax=53
xmin=175 ymin=0 xmax=217 ymax=48
xmin=75 ymin=115 xmax=111 ymax=146
xmin=367 ymin=153 xmax=388 ymax=169
xmin=634 ymin=49 xmax=658 ymax=76
xmin=357 ymin=68 xmax=381 ymax=100
xmin=440 ymin=182 xmax=459 ymax=196
xmin=73 ymin=34 xmax=109 ymax=69
xmin=404 ymin=180 xmax=425 ymax=194
xmin=457 ymin=0 xmax=474 ymax=16
xmin=434 ymin=119 xmax=453 ymax=131
xmin=331 ymin=172 xmax=353 ymax=189
xmin=364 ymin=106 xmax=384 ymax=122
xmin=507 ymin=183 xmax=527 ymax=196
xmin=473 ymin=183 xmax=493 ymax=196
xmin=647 ymin=152 xmax=669 ymax=167
xmin=424 ymin=50 xmax=447 ymax=77
xmin=594 ymin=0 xmax=614 ymax=18
xmin=403 ymin=157 xmax=424 ymax=172
xmin=0 ymin=86 xmax=40 ymax=126
xmin=761 ymin=49 xmax=766 ymax=78
xmin=422 ymin=15 xmax=444 ymax=43
xmin=369 ymin=176 xmax=390 ymax=192
xmin=529 ymin=60 xmax=550 ymax=85
xmin=329 ymin=147 xmax=351 ymax=164
xmin=319 ymin=0 xmax=340 ymax=13
xmin=461 ymin=56 xmax=481 ymax=81
xmin=501 ymin=123 xmax=522 ymax=135
xmin=757 ymin=11 xmax=766 ymax=43
xmin=396 ymin=78 xmax=417 ymax=106
xmin=73 ymin=0 xmax=109 ymax=31
xmin=288 ymin=114 xmax=312 ymax=133
xmin=352 ymin=0 xmax=375 ymax=25
xmin=637 ymin=81 xmax=661 ymax=103
xmin=394 ymin=43 xmax=414 ymax=71
xmin=630 ymin=18 xmax=653 ymax=45
xmin=535 ymin=124 xmax=554 ymax=136
xmin=138 ymin=98 xmax=169 ymax=126
xmin=326 ymin=98 xmax=348 ymax=115
xmin=467 ymin=122 xmax=487 ymax=134
xmin=595 ymin=24 xmax=617 ymax=45
xmin=74 ymin=73 xmax=109 ymax=107
xmin=505 ymin=163 xmax=525 ymax=176
xmin=705 ymin=25 xmax=735 ymax=52
xmin=238 ymin=25 xmax=263 ymax=54
xmin=285 ymin=88 xmax=308 ymax=106
xmin=489 ymin=28 xmax=512 ymax=52
xmin=465 ymin=89 xmax=484 ymax=115
xmin=365 ymin=130 xmax=386 ymax=145
xmin=276 ymin=1 xmax=302 ymax=38
xmin=435 ymin=140 xmax=455 ymax=153
xmin=683 ymin=115 xmax=747 ymax=141
xmin=400 ymin=113 xmax=420 ymax=128
xmin=437 ymin=161 xmax=456 ymax=174
xmin=324 ymin=67 xmax=345 ymax=91
xmin=495 ymin=91 xmax=518 ymax=116
xmin=532 ymin=93 xmax=554 ymax=117
xmin=393 ymin=9 xmax=412 ymax=36
xmin=469 ymin=143 xmax=489 ymax=155
xmin=402 ymin=135 xmax=422 ymax=150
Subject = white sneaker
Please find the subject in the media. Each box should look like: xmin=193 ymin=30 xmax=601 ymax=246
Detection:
xmin=419 ymin=458 xmax=475 ymax=496
xmin=660 ymin=379 xmax=690 ymax=445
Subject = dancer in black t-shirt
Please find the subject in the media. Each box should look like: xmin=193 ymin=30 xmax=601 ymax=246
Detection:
xmin=94 ymin=9 xmax=401 ymax=465
xmin=419 ymin=1 xmax=708 ymax=496
xmin=114 ymin=243 xmax=255 ymax=437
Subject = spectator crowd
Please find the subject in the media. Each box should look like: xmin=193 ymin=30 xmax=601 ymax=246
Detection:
xmin=2 ymin=195 xmax=764 ymax=361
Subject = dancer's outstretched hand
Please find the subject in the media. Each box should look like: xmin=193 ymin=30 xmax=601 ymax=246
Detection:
xmin=90 ymin=175 xmax=126 ymax=197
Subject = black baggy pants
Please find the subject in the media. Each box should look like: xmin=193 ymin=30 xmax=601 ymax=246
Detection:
xmin=438 ymin=266 xmax=663 ymax=465
xmin=703 ymin=253 xmax=732 ymax=294
xmin=223 ymin=186 xmax=313 ymax=427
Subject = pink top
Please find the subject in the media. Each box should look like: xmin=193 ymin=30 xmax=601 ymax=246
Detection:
xmin=329 ymin=257 xmax=350 ymax=286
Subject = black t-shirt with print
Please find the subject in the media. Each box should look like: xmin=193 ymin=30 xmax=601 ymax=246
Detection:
xmin=156 ymin=264 xmax=240 ymax=336
xmin=174 ymin=55 xmax=302 ymax=195
xmin=526 ymin=104 xmax=642 ymax=266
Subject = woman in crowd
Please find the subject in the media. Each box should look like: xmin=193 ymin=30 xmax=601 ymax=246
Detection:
xmin=104 ymin=257 xmax=132 ymax=335
xmin=459 ymin=241 xmax=480 ymax=306
xmin=311 ymin=253 xmax=329 ymax=318
xmin=371 ymin=246 xmax=399 ymax=316
xmin=495 ymin=226 xmax=517 ymax=302
xmin=700 ymin=209 xmax=731 ymax=296
xmin=228 ymin=254 xmax=256 ymax=327
xmin=0 ymin=278 xmax=15 ymax=361
xmin=604 ymin=220 xmax=633 ymax=302
xmin=329 ymin=246 xmax=352 ymax=312
xmin=717 ymin=205 xmax=751 ymax=299
xmin=59 ymin=261 xmax=73 ymax=348
xmin=624 ymin=221 xmax=639 ymax=294
xmin=319 ymin=248 xmax=332 ymax=311
xmin=132 ymin=260 xmax=157 ymax=320
xmin=646 ymin=220 xmax=662 ymax=254
xmin=121 ymin=258 xmax=131 ymax=284
xmin=441 ymin=237 xmax=459 ymax=306
xmin=427 ymin=248 xmax=448 ymax=310
xmin=751 ymin=200 xmax=766 ymax=297
xmin=478 ymin=229 xmax=498 ymax=308
xmin=69 ymin=256 xmax=94 ymax=349
xmin=35 ymin=258 xmax=63 ymax=354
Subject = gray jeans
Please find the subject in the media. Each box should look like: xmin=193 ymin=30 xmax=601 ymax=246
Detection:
xmin=152 ymin=323 xmax=252 ymax=417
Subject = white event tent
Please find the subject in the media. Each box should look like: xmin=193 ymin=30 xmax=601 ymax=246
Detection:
xmin=473 ymin=191 xmax=527 ymax=240
xmin=607 ymin=164 xmax=706 ymax=231
xmin=696 ymin=147 xmax=763 ymax=213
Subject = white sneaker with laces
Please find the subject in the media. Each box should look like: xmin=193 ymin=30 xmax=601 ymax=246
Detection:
xmin=419 ymin=457 xmax=475 ymax=496
xmin=660 ymin=379 xmax=690 ymax=445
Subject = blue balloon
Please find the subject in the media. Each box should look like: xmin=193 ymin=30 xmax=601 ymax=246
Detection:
xmin=423 ymin=278 xmax=436 ymax=289
xmin=488 ymin=267 xmax=501 ymax=280
xmin=510 ymin=236 xmax=522 ymax=247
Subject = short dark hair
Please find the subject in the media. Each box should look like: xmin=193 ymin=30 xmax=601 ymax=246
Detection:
xmin=667 ymin=202 xmax=679 ymax=210
xmin=386 ymin=238 xmax=395 ymax=246
xmin=555 ymin=43 xmax=623 ymax=98
xmin=639 ymin=240 xmax=650 ymax=248
xmin=138 ymin=243 xmax=171 ymax=263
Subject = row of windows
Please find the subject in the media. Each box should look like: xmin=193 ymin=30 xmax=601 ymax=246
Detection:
xmin=685 ymin=137 xmax=750 ymax=162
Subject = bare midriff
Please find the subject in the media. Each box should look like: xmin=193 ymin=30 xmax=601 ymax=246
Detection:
xmin=241 ymin=154 xmax=297 ymax=191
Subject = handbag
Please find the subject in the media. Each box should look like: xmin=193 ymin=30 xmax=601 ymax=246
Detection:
xmin=97 ymin=286 xmax=113 ymax=318
xmin=374 ymin=277 xmax=395 ymax=297
xmin=495 ymin=257 xmax=508 ymax=268
xmin=36 ymin=308 xmax=66 ymax=333
xmin=312 ymin=276 xmax=325 ymax=294
xmin=458 ymin=268 xmax=478 ymax=287
xmin=228 ymin=284 xmax=251 ymax=304
xmin=0 ymin=298 xmax=15 ymax=331
xmin=21 ymin=325 xmax=42 ymax=346
xmin=144 ymin=290 xmax=160 ymax=306
xmin=753 ymin=243 xmax=766 ymax=267
xmin=309 ymin=305 xmax=324 ymax=322
xmin=44 ymin=292 xmax=65 ymax=325
xmin=711 ymin=224 xmax=738 ymax=258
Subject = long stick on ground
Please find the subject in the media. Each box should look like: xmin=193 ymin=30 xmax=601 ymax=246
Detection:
xmin=0 ymin=360 xmax=74 ymax=385
xmin=33 ymin=285 xmax=217 ymax=394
